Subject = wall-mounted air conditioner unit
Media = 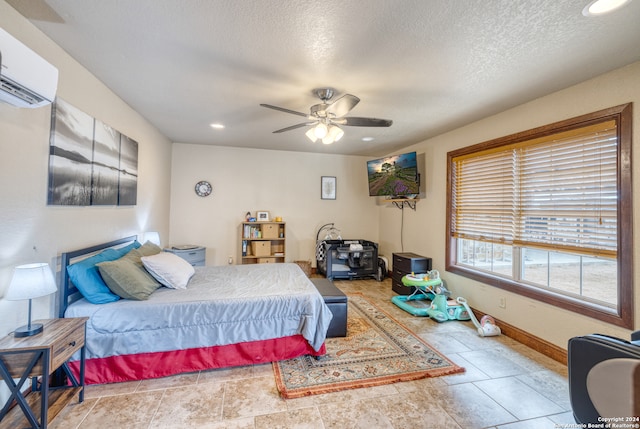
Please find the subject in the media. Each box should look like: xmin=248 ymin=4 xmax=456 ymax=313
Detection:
xmin=0 ymin=27 xmax=58 ymax=108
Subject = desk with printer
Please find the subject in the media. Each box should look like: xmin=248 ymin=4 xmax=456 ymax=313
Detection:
xmin=316 ymin=239 xmax=382 ymax=281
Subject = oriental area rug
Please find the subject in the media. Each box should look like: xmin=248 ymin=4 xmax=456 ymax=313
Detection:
xmin=273 ymin=294 xmax=464 ymax=399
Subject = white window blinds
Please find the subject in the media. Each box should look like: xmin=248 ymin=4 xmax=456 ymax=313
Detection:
xmin=451 ymin=120 xmax=618 ymax=257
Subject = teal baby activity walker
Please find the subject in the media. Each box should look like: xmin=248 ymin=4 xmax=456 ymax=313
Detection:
xmin=391 ymin=270 xmax=501 ymax=337
xmin=391 ymin=270 xmax=470 ymax=322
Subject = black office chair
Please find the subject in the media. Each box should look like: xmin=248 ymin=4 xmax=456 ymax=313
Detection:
xmin=568 ymin=330 xmax=640 ymax=423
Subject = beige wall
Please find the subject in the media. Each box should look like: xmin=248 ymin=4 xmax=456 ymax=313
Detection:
xmin=2 ymin=0 xmax=638 ymax=362
xmin=379 ymin=61 xmax=640 ymax=349
xmin=0 ymin=3 xmax=172 ymax=337
xmin=169 ymin=144 xmax=379 ymax=266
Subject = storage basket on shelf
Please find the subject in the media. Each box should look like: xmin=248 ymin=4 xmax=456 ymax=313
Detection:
xmin=251 ymin=241 xmax=271 ymax=257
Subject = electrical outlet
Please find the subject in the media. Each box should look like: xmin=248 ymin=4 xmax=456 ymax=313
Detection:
xmin=228 ymin=256 xmax=233 ymax=265
xmin=499 ymin=297 xmax=506 ymax=308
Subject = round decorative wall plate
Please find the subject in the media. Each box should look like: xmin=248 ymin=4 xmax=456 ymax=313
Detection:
xmin=195 ymin=180 xmax=212 ymax=197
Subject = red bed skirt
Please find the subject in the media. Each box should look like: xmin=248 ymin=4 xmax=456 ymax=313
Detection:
xmin=69 ymin=335 xmax=325 ymax=385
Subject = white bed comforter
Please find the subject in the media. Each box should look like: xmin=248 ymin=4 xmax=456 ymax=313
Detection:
xmin=65 ymin=263 xmax=332 ymax=359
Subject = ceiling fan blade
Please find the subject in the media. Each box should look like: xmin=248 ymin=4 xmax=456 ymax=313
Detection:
xmin=272 ymin=122 xmax=317 ymax=133
xmin=326 ymin=94 xmax=360 ymax=118
xmin=260 ymin=103 xmax=309 ymax=118
xmin=336 ymin=117 xmax=393 ymax=127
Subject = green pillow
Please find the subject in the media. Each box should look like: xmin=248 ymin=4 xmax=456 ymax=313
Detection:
xmin=97 ymin=247 xmax=161 ymax=300
xmin=138 ymin=241 xmax=162 ymax=257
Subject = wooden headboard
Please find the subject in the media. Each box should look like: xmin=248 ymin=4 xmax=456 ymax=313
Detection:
xmin=58 ymin=236 xmax=138 ymax=318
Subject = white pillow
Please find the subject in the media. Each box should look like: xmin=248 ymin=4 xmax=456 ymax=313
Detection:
xmin=141 ymin=252 xmax=195 ymax=289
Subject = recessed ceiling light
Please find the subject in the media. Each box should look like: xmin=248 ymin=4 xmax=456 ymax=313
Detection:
xmin=210 ymin=123 xmax=225 ymax=129
xmin=582 ymin=0 xmax=632 ymax=16
xmin=362 ymin=137 xmax=374 ymax=142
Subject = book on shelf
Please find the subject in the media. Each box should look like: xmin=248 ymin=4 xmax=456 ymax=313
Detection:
xmin=243 ymin=225 xmax=262 ymax=239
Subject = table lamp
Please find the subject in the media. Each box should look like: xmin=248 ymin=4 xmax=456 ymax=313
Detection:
xmin=5 ymin=263 xmax=57 ymax=337
xmin=143 ymin=231 xmax=161 ymax=246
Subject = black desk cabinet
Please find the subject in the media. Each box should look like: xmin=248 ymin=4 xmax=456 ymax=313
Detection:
xmin=392 ymin=252 xmax=432 ymax=295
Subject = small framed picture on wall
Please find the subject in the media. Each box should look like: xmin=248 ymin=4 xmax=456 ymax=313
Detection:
xmin=321 ymin=176 xmax=336 ymax=200
xmin=256 ymin=211 xmax=270 ymax=221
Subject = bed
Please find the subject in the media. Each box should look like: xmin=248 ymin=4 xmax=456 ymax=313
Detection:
xmin=59 ymin=236 xmax=332 ymax=385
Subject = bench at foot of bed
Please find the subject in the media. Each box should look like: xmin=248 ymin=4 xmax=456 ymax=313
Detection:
xmin=311 ymin=278 xmax=347 ymax=337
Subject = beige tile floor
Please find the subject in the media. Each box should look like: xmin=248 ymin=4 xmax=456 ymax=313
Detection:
xmin=51 ymin=278 xmax=577 ymax=429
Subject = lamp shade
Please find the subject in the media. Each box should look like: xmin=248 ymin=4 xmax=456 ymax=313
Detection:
xmin=143 ymin=231 xmax=161 ymax=246
xmin=333 ymin=126 xmax=344 ymax=142
xmin=305 ymin=127 xmax=318 ymax=142
xmin=313 ymin=123 xmax=328 ymax=139
xmin=323 ymin=125 xmax=344 ymax=144
xmin=6 ymin=263 xmax=57 ymax=301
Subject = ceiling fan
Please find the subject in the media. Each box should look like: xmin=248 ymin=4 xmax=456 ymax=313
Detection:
xmin=260 ymin=88 xmax=392 ymax=144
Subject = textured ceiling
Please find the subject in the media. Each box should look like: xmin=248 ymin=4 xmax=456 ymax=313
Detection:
xmin=7 ymin=0 xmax=640 ymax=156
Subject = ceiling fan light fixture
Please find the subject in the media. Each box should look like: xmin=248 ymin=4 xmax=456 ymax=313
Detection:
xmin=305 ymin=128 xmax=318 ymax=142
xmin=260 ymin=89 xmax=392 ymax=143
xmin=321 ymin=125 xmax=344 ymax=144
xmin=314 ymin=122 xmax=328 ymax=139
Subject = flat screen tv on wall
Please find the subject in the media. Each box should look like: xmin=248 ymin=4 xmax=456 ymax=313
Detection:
xmin=367 ymin=151 xmax=419 ymax=197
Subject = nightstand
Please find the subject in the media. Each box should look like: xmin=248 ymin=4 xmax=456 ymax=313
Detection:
xmin=164 ymin=246 xmax=206 ymax=266
xmin=0 ymin=317 xmax=88 ymax=429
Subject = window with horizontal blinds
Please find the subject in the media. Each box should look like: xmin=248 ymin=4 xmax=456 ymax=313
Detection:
xmin=446 ymin=103 xmax=632 ymax=329
xmin=451 ymin=120 xmax=617 ymax=257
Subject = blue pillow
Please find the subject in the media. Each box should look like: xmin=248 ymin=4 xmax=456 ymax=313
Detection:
xmin=66 ymin=248 xmax=124 ymax=304
xmin=114 ymin=240 xmax=141 ymax=257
